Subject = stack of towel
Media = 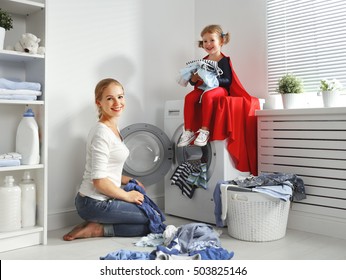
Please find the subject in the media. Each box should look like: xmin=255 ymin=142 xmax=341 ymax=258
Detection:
xmin=0 ymin=78 xmax=42 ymax=101
xmin=0 ymin=152 xmax=22 ymax=167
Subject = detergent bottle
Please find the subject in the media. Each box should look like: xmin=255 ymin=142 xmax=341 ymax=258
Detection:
xmin=19 ymin=171 xmax=36 ymax=227
xmin=0 ymin=176 xmax=21 ymax=232
xmin=16 ymin=108 xmax=40 ymax=165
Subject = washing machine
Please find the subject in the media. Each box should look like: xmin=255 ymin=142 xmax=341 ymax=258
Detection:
xmin=163 ymin=100 xmax=249 ymax=224
xmin=120 ymin=100 xmax=249 ymax=225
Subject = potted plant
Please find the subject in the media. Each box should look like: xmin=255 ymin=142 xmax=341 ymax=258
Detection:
xmin=0 ymin=8 xmax=13 ymax=50
xmin=276 ymin=73 xmax=304 ymax=109
xmin=320 ymin=78 xmax=343 ymax=107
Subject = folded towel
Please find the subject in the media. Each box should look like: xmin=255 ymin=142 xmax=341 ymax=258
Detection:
xmin=0 ymin=78 xmax=41 ymax=91
xmin=0 ymin=159 xmax=21 ymax=167
xmin=0 ymin=95 xmax=37 ymax=100
xmin=0 ymin=88 xmax=42 ymax=96
xmin=0 ymin=152 xmax=22 ymax=160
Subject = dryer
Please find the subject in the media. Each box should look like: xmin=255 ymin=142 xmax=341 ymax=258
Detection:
xmin=163 ymin=100 xmax=249 ymax=224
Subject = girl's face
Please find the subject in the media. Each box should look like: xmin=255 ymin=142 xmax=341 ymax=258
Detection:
xmin=97 ymin=83 xmax=125 ymax=119
xmin=202 ymin=32 xmax=223 ymax=56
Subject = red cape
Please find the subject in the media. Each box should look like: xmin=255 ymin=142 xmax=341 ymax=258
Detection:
xmin=190 ymin=55 xmax=260 ymax=175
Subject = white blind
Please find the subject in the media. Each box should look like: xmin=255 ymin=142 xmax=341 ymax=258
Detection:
xmin=267 ymin=0 xmax=346 ymax=94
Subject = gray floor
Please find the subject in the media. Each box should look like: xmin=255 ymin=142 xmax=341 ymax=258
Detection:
xmin=1 ymin=215 xmax=346 ymax=260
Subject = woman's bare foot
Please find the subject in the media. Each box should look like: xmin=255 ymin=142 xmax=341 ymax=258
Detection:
xmin=63 ymin=221 xmax=104 ymax=241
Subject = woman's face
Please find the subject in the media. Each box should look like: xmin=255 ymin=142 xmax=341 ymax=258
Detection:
xmin=202 ymin=32 xmax=223 ymax=56
xmin=97 ymin=83 xmax=125 ymax=119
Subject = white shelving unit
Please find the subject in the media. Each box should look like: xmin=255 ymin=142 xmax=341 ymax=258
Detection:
xmin=0 ymin=0 xmax=47 ymax=252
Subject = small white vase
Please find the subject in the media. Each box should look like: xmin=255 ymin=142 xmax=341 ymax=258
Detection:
xmin=0 ymin=27 xmax=5 ymax=50
xmin=281 ymin=93 xmax=305 ymax=109
xmin=322 ymin=91 xmax=341 ymax=107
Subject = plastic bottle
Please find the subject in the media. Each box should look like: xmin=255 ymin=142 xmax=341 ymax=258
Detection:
xmin=0 ymin=176 xmax=21 ymax=232
xmin=19 ymin=171 xmax=36 ymax=227
xmin=16 ymin=108 xmax=40 ymax=165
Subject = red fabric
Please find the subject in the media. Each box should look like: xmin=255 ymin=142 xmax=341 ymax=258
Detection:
xmin=184 ymin=87 xmax=228 ymax=130
xmin=189 ymin=55 xmax=260 ymax=175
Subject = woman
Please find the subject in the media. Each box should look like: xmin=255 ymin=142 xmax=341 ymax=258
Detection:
xmin=63 ymin=78 xmax=150 ymax=241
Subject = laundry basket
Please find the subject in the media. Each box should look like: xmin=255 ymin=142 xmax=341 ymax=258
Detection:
xmin=220 ymin=184 xmax=290 ymax=242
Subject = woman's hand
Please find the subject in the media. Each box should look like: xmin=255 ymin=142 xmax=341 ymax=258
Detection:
xmin=125 ymin=190 xmax=144 ymax=205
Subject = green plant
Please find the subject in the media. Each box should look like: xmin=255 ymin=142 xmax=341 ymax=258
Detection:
xmin=0 ymin=8 xmax=13 ymax=31
xmin=276 ymin=73 xmax=303 ymax=94
xmin=320 ymin=79 xmax=343 ymax=92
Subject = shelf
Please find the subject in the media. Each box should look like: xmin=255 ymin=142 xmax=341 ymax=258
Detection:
xmin=0 ymin=164 xmax=44 ymax=172
xmin=0 ymin=226 xmax=43 ymax=239
xmin=0 ymin=49 xmax=44 ymax=62
xmin=0 ymin=99 xmax=44 ymax=105
xmin=0 ymin=0 xmax=44 ymax=15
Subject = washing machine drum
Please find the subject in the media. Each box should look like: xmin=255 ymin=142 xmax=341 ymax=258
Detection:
xmin=120 ymin=123 xmax=173 ymax=185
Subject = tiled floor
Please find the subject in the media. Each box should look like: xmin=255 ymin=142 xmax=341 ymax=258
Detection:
xmin=1 ymin=215 xmax=346 ymax=260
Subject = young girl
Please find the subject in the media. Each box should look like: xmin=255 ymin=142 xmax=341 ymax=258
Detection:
xmin=63 ymin=78 xmax=151 ymax=241
xmin=178 ymin=24 xmax=232 ymax=147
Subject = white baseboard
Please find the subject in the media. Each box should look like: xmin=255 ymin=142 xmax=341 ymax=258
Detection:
xmin=287 ymin=210 xmax=346 ymax=240
xmin=48 ymin=208 xmax=83 ymax=231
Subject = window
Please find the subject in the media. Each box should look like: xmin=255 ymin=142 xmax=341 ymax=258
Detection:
xmin=267 ymin=0 xmax=346 ymax=94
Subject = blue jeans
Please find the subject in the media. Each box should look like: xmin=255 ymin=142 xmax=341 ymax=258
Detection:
xmin=75 ymin=193 xmax=150 ymax=237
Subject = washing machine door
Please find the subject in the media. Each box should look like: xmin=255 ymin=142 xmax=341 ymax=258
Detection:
xmin=120 ymin=123 xmax=173 ymax=185
xmin=172 ymin=124 xmax=215 ymax=181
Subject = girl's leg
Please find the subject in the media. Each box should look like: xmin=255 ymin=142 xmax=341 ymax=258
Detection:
xmin=200 ymin=87 xmax=228 ymax=129
xmin=184 ymin=89 xmax=203 ymax=130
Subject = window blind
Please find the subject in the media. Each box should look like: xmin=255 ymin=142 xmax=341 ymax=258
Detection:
xmin=267 ymin=0 xmax=346 ymax=94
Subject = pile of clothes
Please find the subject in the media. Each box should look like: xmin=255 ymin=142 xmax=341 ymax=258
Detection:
xmin=213 ymin=172 xmax=306 ymax=227
xmin=0 ymin=78 xmax=42 ymax=101
xmin=170 ymin=161 xmax=208 ymax=198
xmin=100 ymin=223 xmax=234 ymax=260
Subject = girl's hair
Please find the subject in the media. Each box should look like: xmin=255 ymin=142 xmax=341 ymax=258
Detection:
xmin=198 ymin=24 xmax=230 ymax=48
xmin=94 ymin=78 xmax=124 ymax=119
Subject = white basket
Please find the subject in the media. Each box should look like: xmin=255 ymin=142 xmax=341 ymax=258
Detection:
xmin=221 ymin=184 xmax=290 ymax=242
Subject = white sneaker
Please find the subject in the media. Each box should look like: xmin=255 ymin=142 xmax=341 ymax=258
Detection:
xmin=177 ymin=130 xmax=196 ymax=147
xmin=194 ymin=129 xmax=210 ymax=146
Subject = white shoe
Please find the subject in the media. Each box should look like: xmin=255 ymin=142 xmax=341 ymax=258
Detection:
xmin=177 ymin=130 xmax=196 ymax=147
xmin=194 ymin=129 xmax=210 ymax=146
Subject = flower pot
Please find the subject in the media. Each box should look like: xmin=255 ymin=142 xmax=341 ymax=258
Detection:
xmin=0 ymin=27 xmax=5 ymax=50
xmin=281 ymin=93 xmax=306 ymax=109
xmin=322 ymin=91 xmax=341 ymax=107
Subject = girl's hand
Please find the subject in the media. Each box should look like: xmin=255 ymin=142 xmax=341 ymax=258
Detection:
xmin=191 ymin=73 xmax=202 ymax=83
xmin=126 ymin=190 xmax=144 ymax=205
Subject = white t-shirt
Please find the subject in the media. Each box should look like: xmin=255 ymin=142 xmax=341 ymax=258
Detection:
xmin=79 ymin=122 xmax=129 ymax=201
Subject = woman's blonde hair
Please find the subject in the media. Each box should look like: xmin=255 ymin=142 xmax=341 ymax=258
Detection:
xmin=198 ymin=24 xmax=230 ymax=48
xmin=94 ymin=78 xmax=124 ymax=119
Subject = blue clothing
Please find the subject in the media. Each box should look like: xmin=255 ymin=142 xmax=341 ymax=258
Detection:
xmin=177 ymin=59 xmax=223 ymax=102
xmin=190 ymin=247 xmax=234 ymax=260
xmin=75 ymin=193 xmax=150 ymax=237
xmin=124 ymin=181 xmax=167 ymax=234
xmin=213 ymin=180 xmax=231 ymax=227
xmin=100 ymin=249 xmax=150 ymax=260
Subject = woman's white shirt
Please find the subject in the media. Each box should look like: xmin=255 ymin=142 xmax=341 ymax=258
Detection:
xmin=79 ymin=122 xmax=129 ymax=201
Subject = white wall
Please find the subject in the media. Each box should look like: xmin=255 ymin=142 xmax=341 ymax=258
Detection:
xmin=195 ymin=0 xmax=267 ymax=98
xmin=45 ymin=0 xmax=267 ymax=230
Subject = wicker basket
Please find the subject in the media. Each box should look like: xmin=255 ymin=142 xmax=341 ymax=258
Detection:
xmin=221 ymin=184 xmax=290 ymax=242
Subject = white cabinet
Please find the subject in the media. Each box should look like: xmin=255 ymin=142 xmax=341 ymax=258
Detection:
xmin=0 ymin=0 xmax=46 ymax=252
xmin=256 ymin=108 xmax=346 ymax=239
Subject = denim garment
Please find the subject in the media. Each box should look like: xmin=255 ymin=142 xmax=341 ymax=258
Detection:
xmin=124 ymin=181 xmax=167 ymax=234
xmin=75 ymin=193 xmax=150 ymax=237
